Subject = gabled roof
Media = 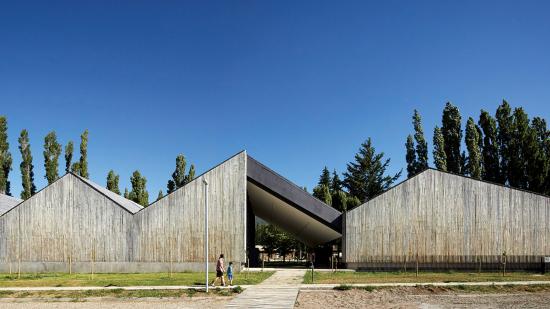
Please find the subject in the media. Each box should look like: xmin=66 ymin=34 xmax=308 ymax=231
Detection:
xmin=72 ymin=173 xmax=143 ymax=214
xmin=0 ymin=193 xmax=22 ymax=216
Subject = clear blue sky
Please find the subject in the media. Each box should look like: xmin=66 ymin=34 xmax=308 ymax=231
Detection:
xmin=1 ymin=1 xmax=549 ymax=198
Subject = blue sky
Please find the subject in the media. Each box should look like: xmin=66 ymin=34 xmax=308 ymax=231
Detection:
xmin=1 ymin=0 xmax=549 ymax=198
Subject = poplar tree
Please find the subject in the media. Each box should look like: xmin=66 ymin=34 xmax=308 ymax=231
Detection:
xmin=185 ymin=164 xmax=195 ymax=185
xmin=129 ymin=170 xmax=149 ymax=207
xmin=433 ymin=126 xmax=447 ymax=171
xmin=509 ymin=108 xmax=530 ymax=189
xmin=78 ymin=130 xmax=89 ymax=179
xmin=405 ymin=135 xmax=417 ymax=177
xmin=64 ymin=141 xmax=74 ymax=173
xmin=529 ymin=117 xmax=550 ymax=194
xmin=343 ymin=138 xmax=401 ymax=203
xmin=43 ymin=131 xmax=62 ymax=184
xmin=441 ymin=102 xmax=463 ymax=174
xmin=106 ymin=170 xmax=121 ymax=194
xmin=465 ymin=117 xmax=482 ymax=179
xmin=123 ymin=188 xmax=129 ymax=199
xmin=496 ymin=100 xmax=513 ymax=185
xmin=413 ymin=110 xmax=429 ymax=172
xmin=156 ymin=190 xmax=164 ymax=201
xmin=19 ymin=130 xmax=36 ymax=199
xmin=0 ymin=116 xmax=12 ymax=195
xmin=167 ymin=154 xmax=186 ymax=193
xmin=478 ymin=110 xmax=500 ymax=182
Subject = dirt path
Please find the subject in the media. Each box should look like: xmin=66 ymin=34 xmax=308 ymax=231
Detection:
xmin=0 ymin=296 xmax=231 ymax=308
xmin=295 ymin=288 xmax=550 ymax=308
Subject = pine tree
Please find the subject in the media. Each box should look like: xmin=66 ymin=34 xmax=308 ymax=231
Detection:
xmin=496 ymin=100 xmax=513 ymax=185
xmin=156 ymin=190 xmax=164 ymax=201
xmin=342 ymin=138 xmax=401 ymax=203
xmin=413 ymin=110 xmax=429 ymax=172
xmin=185 ymin=164 xmax=195 ymax=185
xmin=465 ymin=117 xmax=482 ymax=179
xmin=330 ymin=169 xmax=342 ymax=193
xmin=129 ymin=170 xmax=149 ymax=207
xmin=64 ymin=141 xmax=73 ymax=174
xmin=18 ymin=130 xmax=36 ymax=199
xmin=433 ymin=126 xmax=447 ymax=171
xmin=106 ymin=170 xmax=121 ymax=194
xmin=312 ymin=184 xmax=332 ymax=205
xmin=478 ymin=110 xmax=500 ymax=182
xmin=78 ymin=130 xmax=89 ymax=179
xmin=405 ymin=135 xmax=417 ymax=178
xmin=0 ymin=116 xmax=12 ymax=195
xmin=123 ymin=188 xmax=129 ymax=199
xmin=43 ymin=131 xmax=62 ymax=184
xmin=319 ymin=167 xmax=331 ymax=188
xmin=166 ymin=180 xmax=176 ymax=194
xmin=441 ymin=102 xmax=463 ymax=174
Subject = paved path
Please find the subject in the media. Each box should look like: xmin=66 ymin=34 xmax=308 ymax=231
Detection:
xmin=226 ymin=269 xmax=305 ymax=308
xmin=300 ymin=280 xmax=550 ymax=290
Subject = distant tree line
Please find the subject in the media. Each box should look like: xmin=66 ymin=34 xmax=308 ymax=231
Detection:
xmin=0 ymin=116 xmax=196 ymax=207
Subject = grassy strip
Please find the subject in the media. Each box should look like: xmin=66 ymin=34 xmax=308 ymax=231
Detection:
xmin=0 ymin=286 xmax=243 ymax=299
xmin=0 ymin=272 xmax=273 ymax=287
xmin=334 ymin=284 xmax=550 ymax=294
xmin=304 ymin=271 xmax=550 ymax=284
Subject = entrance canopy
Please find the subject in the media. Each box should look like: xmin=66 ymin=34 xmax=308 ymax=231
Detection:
xmin=247 ymin=156 xmax=342 ymax=246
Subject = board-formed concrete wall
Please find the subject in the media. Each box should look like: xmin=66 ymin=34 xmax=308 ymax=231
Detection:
xmin=345 ymin=169 xmax=550 ymax=270
xmin=0 ymin=151 xmax=247 ymax=273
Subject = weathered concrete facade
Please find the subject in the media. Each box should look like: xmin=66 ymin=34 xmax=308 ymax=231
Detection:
xmin=344 ymin=169 xmax=550 ymax=271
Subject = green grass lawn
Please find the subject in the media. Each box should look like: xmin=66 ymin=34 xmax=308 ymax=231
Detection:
xmin=303 ymin=271 xmax=550 ymax=284
xmin=0 ymin=271 xmax=273 ymax=287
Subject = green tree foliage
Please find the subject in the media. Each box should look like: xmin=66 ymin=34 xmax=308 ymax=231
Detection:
xmin=64 ymin=141 xmax=74 ymax=174
xmin=465 ymin=117 xmax=482 ymax=179
xmin=405 ymin=135 xmax=416 ymax=178
xmin=509 ymin=107 xmax=530 ymax=189
xmin=312 ymin=184 xmax=332 ymax=205
xmin=528 ymin=117 xmax=550 ymax=194
xmin=106 ymin=170 xmax=121 ymax=195
xmin=433 ymin=126 xmax=447 ymax=171
xmin=496 ymin=100 xmax=513 ymax=185
xmin=156 ymin=190 xmax=164 ymax=201
xmin=167 ymin=154 xmax=195 ymax=194
xmin=478 ymin=110 xmax=500 ymax=182
xmin=413 ymin=110 xmax=429 ymax=172
xmin=78 ymin=130 xmax=89 ymax=179
xmin=343 ymin=138 xmax=401 ymax=203
xmin=319 ymin=167 xmax=331 ymax=188
xmin=129 ymin=170 xmax=149 ymax=207
xmin=441 ymin=102 xmax=463 ymax=174
xmin=123 ymin=188 xmax=129 ymax=199
xmin=330 ymin=169 xmax=342 ymax=193
xmin=43 ymin=131 xmax=62 ymax=184
xmin=0 ymin=116 xmax=12 ymax=195
xmin=18 ymin=130 xmax=36 ymax=199
xmin=255 ymin=223 xmax=302 ymax=262
xmin=185 ymin=164 xmax=195 ymax=184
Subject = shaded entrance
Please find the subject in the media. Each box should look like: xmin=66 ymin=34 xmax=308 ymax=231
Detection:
xmin=246 ymin=156 xmax=342 ymax=267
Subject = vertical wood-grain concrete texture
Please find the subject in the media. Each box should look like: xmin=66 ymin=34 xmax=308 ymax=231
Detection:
xmin=133 ymin=151 xmax=247 ymax=270
xmin=0 ymin=151 xmax=247 ymax=273
xmin=344 ymin=169 xmax=550 ymax=270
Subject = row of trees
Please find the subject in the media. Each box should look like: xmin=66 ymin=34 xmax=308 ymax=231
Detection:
xmin=0 ymin=116 xmax=197 ymax=207
xmin=406 ymin=101 xmax=550 ymax=195
xmin=0 ymin=117 xmax=89 ymax=199
xmin=255 ymin=223 xmax=305 ymax=262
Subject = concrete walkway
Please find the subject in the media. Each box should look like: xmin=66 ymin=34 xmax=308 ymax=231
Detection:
xmin=226 ymin=269 xmax=305 ymax=308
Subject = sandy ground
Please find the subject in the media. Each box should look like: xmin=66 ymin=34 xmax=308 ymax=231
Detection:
xmin=295 ymin=288 xmax=550 ymax=309
xmin=0 ymin=296 xmax=232 ymax=308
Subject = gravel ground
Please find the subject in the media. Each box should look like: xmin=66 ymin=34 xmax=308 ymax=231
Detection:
xmin=295 ymin=288 xmax=550 ymax=309
xmin=0 ymin=296 xmax=232 ymax=308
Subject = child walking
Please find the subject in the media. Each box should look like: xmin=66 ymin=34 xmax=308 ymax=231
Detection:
xmin=227 ymin=262 xmax=234 ymax=286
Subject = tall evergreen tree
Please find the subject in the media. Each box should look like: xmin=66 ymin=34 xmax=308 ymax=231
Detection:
xmin=185 ymin=164 xmax=195 ymax=185
xmin=0 ymin=116 xmax=12 ymax=195
xmin=78 ymin=130 xmax=89 ymax=179
xmin=167 ymin=154 xmax=186 ymax=193
xmin=413 ymin=110 xmax=429 ymax=172
xmin=529 ymin=117 xmax=550 ymax=194
xmin=43 ymin=131 xmax=62 ymax=184
xmin=319 ymin=167 xmax=331 ymax=188
xmin=312 ymin=184 xmax=332 ymax=205
xmin=405 ymin=135 xmax=417 ymax=178
xmin=330 ymin=169 xmax=342 ymax=193
xmin=343 ymin=138 xmax=401 ymax=203
xmin=478 ymin=110 xmax=500 ymax=182
xmin=465 ymin=117 xmax=482 ymax=179
xmin=64 ymin=141 xmax=74 ymax=174
xmin=509 ymin=108 xmax=530 ymax=189
xmin=496 ymin=100 xmax=513 ymax=185
xmin=129 ymin=170 xmax=149 ymax=207
xmin=123 ymin=188 xmax=129 ymax=199
xmin=156 ymin=190 xmax=164 ymax=201
xmin=106 ymin=170 xmax=121 ymax=194
xmin=18 ymin=130 xmax=36 ymax=199
xmin=433 ymin=126 xmax=447 ymax=171
xmin=441 ymin=102 xmax=463 ymax=174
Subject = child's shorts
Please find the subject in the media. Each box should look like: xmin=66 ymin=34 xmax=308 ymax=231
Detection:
xmin=228 ymin=274 xmax=233 ymax=280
